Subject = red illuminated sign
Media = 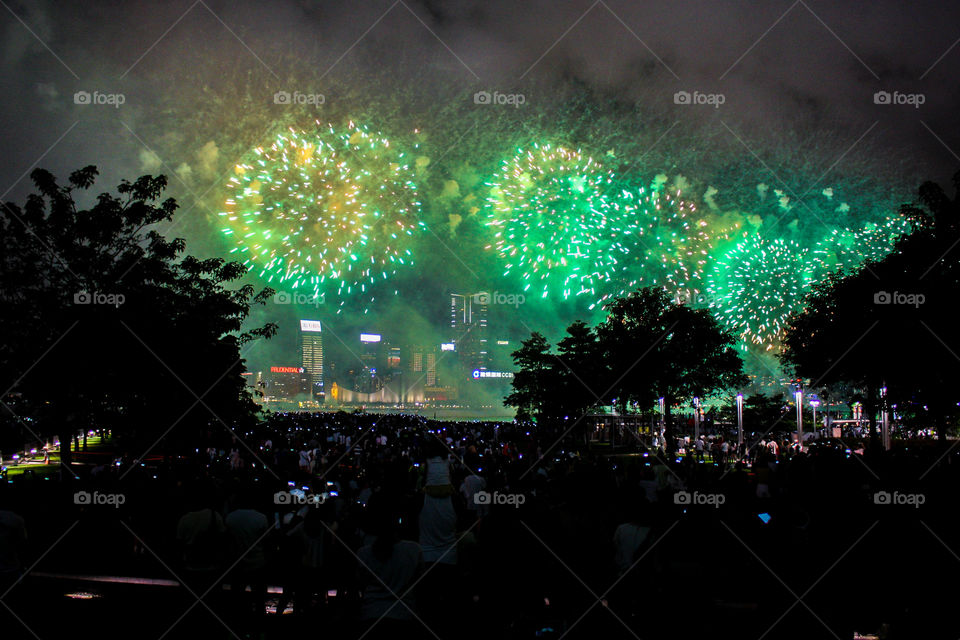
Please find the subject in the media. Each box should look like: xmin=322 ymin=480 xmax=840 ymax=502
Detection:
xmin=270 ymin=366 xmax=303 ymax=373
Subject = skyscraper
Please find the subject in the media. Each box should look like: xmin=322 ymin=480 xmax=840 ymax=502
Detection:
xmin=300 ymin=319 xmax=324 ymax=401
xmin=355 ymin=333 xmax=384 ymax=394
xmin=262 ymin=366 xmax=308 ymax=402
xmin=406 ymin=344 xmax=438 ymax=387
xmin=450 ymin=293 xmax=488 ymax=372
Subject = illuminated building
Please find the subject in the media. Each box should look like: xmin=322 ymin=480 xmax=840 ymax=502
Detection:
xmin=355 ymin=333 xmax=384 ymax=394
xmin=300 ymin=320 xmax=324 ymax=401
xmin=262 ymin=366 xmax=307 ymax=401
xmin=387 ymin=346 xmax=401 ymax=373
xmin=408 ymin=344 xmax=438 ymax=387
xmin=450 ymin=293 xmax=489 ymax=372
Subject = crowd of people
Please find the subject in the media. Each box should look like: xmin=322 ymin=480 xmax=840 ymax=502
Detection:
xmin=1 ymin=411 xmax=958 ymax=638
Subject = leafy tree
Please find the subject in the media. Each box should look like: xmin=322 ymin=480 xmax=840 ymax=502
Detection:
xmin=0 ymin=167 xmax=276 ymax=469
xmin=742 ymin=393 xmax=790 ymax=435
xmin=507 ymin=287 xmax=746 ymax=452
xmin=553 ymin=320 xmax=606 ymax=443
xmin=716 ymin=392 xmax=789 ymax=437
xmin=782 ymin=171 xmax=960 ymax=442
xmin=597 ymin=288 xmax=747 ymax=453
xmin=504 ymin=332 xmax=557 ymax=427
xmin=554 ymin=322 xmax=601 ymax=403
xmin=594 ymin=289 xmax=669 ymax=416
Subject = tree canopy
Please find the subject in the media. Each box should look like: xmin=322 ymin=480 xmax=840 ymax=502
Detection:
xmin=506 ymin=286 xmax=746 ymax=450
xmin=781 ymin=171 xmax=960 ymax=440
xmin=0 ymin=167 xmax=276 ymax=467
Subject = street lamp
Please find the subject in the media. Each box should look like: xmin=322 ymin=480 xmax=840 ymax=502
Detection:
xmin=880 ymin=386 xmax=890 ymax=450
xmin=795 ymin=389 xmax=803 ymax=452
xmin=693 ymin=396 xmax=700 ymax=441
xmin=736 ymin=393 xmax=744 ymax=451
xmin=810 ymin=399 xmax=820 ymax=434
xmin=658 ymin=397 xmax=665 ymax=444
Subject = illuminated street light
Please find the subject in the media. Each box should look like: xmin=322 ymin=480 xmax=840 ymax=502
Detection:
xmin=658 ymin=397 xmax=665 ymax=444
xmin=880 ymin=386 xmax=890 ymax=450
xmin=693 ymin=396 xmax=701 ymax=441
xmin=736 ymin=393 xmax=744 ymax=450
xmin=795 ymin=388 xmax=803 ymax=452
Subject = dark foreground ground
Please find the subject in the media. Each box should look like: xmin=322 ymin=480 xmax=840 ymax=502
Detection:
xmin=1 ymin=417 xmax=956 ymax=640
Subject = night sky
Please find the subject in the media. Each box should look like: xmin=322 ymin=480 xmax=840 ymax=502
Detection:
xmin=2 ymin=0 xmax=958 ymax=375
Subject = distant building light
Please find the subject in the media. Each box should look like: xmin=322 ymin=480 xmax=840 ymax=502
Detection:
xmin=472 ymin=370 xmax=514 ymax=379
xmin=440 ymin=343 xmax=455 ymax=351
xmin=360 ymin=333 xmax=381 ymax=343
xmin=300 ymin=320 xmax=322 ymax=333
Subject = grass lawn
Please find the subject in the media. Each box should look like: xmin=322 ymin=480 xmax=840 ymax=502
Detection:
xmin=4 ymin=453 xmax=61 ymax=478
xmin=3 ymin=435 xmax=112 ymax=478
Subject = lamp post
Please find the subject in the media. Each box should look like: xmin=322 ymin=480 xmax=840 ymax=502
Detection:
xmin=736 ymin=393 xmax=744 ymax=452
xmin=693 ymin=397 xmax=700 ymax=441
xmin=658 ymin=397 xmax=665 ymax=446
xmin=795 ymin=389 xmax=803 ymax=452
xmin=810 ymin=399 xmax=820 ymax=436
xmin=880 ymin=386 xmax=890 ymax=450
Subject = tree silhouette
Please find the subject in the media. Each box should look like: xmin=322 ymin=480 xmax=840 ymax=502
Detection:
xmin=782 ymin=171 xmax=960 ymax=442
xmin=507 ymin=287 xmax=746 ymax=452
xmin=743 ymin=393 xmax=790 ymax=434
xmin=716 ymin=392 xmax=789 ymax=436
xmin=554 ymin=320 xmax=605 ymax=440
xmin=597 ymin=288 xmax=746 ymax=453
xmin=0 ymin=167 xmax=276 ymax=468
xmin=504 ymin=332 xmax=556 ymax=427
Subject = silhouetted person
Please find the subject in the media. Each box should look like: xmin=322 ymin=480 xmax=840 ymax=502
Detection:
xmin=357 ymin=497 xmax=423 ymax=639
xmin=0 ymin=497 xmax=27 ymax=594
xmin=176 ymin=490 xmax=226 ymax=594
xmin=225 ymin=491 xmax=269 ymax=625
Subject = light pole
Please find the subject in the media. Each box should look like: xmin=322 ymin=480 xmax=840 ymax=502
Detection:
xmin=810 ymin=399 xmax=820 ymax=437
xmin=880 ymin=386 xmax=890 ymax=450
xmin=693 ymin=396 xmax=700 ymax=441
xmin=736 ymin=393 xmax=744 ymax=452
xmin=795 ymin=389 xmax=803 ymax=452
xmin=658 ymin=397 xmax=665 ymax=446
